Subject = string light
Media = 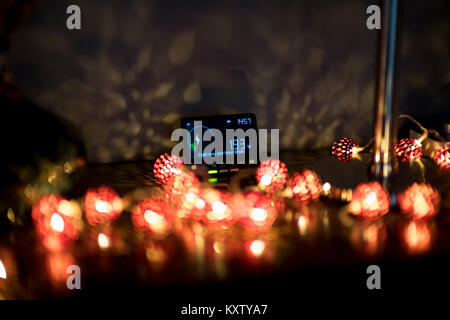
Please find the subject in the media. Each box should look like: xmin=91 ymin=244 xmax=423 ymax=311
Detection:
xmin=132 ymin=197 xmax=174 ymax=237
xmin=32 ymin=195 xmax=82 ymax=251
xmin=84 ymin=186 xmax=123 ymax=226
xmin=234 ymin=191 xmax=278 ymax=233
xmin=394 ymin=114 xmax=429 ymax=162
xmin=394 ymin=137 xmax=423 ymax=162
xmin=434 ymin=145 xmax=450 ymax=170
xmin=256 ymin=160 xmax=288 ymax=191
xmin=331 ymin=137 xmax=361 ymax=161
xmin=202 ymin=189 xmax=235 ymax=230
xmin=287 ymin=169 xmax=322 ymax=203
xmin=166 ymin=171 xmax=200 ymax=199
xmin=153 ymin=153 xmax=184 ymax=184
xmin=349 ymin=182 xmax=390 ymax=219
xmin=397 ymin=183 xmax=440 ymax=219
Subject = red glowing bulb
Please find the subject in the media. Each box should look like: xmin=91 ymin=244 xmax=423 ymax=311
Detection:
xmin=84 ymin=186 xmax=123 ymax=226
xmin=132 ymin=197 xmax=174 ymax=237
xmin=397 ymin=183 xmax=440 ymax=219
xmin=153 ymin=153 xmax=184 ymax=184
xmin=234 ymin=191 xmax=278 ymax=233
xmin=256 ymin=160 xmax=288 ymax=191
xmin=331 ymin=137 xmax=360 ymax=161
xmin=32 ymin=195 xmax=82 ymax=251
xmin=349 ymin=182 xmax=390 ymax=219
xmin=287 ymin=169 xmax=322 ymax=203
xmin=434 ymin=145 xmax=450 ymax=170
xmin=201 ymin=189 xmax=235 ymax=230
xmin=165 ymin=171 xmax=200 ymax=198
xmin=394 ymin=138 xmax=422 ymax=162
xmin=168 ymin=171 xmax=203 ymax=219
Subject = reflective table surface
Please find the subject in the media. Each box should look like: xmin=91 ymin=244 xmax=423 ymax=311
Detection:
xmin=0 ymin=152 xmax=449 ymax=299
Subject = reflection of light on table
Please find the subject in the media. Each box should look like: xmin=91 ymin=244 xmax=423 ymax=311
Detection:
xmin=47 ymin=252 xmax=76 ymax=287
xmin=98 ymin=233 xmax=110 ymax=249
xmin=0 ymin=259 xmax=6 ymax=279
xmin=403 ymin=221 xmax=432 ymax=254
xmin=249 ymin=240 xmax=265 ymax=257
xmin=298 ymin=216 xmax=308 ymax=236
xmin=350 ymin=221 xmax=387 ymax=256
xmin=212 ymin=241 xmax=226 ymax=279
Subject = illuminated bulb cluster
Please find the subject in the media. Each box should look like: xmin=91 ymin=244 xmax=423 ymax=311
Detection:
xmin=394 ymin=138 xmax=422 ymax=162
xmin=177 ymin=188 xmax=207 ymax=220
xmin=132 ymin=197 xmax=174 ymax=237
xmin=234 ymin=191 xmax=278 ymax=233
xmin=153 ymin=153 xmax=184 ymax=184
xmin=32 ymin=195 xmax=82 ymax=251
xmin=170 ymin=172 xmax=204 ymax=219
xmin=201 ymin=189 xmax=234 ymax=230
xmin=349 ymin=182 xmax=390 ymax=219
xmin=166 ymin=171 xmax=200 ymax=198
xmin=397 ymin=183 xmax=440 ymax=219
xmin=287 ymin=169 xmax=322 ymax=203
xmin=84 ymin=186 xmax=123 ymax=225
xmin=331 ymin=137 xmax=360 ymax=161
xmin=256 ymin=160 xmax=288 ymax=191
xmin=434 ymin=145 xmax=450 ymax=170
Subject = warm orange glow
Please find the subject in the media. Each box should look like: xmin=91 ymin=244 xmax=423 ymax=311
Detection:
xmin=297 ymin=216 xmax=308 ymax=235
xmin=256 ymin=160 xmax=288 ymax=191
xmin=349 ymin=182 xmax=390 ymax=219
xmin=172 ymin=172 xmax=202 ymax=219
xmin=202 ymin=190 xmax=234 ymax=230
xmin=213 ymin=241 xmax=224 ymax=254
xmin=322 ymin=182 xmax=331 ymax=193
xmin=32 ymin=195 xmax=81 ymax=251
xmin=50 ymin=213 xmax=65 ymax=232
xmin=250 ymin=208 xmax=268 ymax=222
xmin=84 ymin=186 xmax=123 ymax=226
xmin=288 ymin=169 xmax=322 ymax=203
xmin=350 ymin=221 xmax=387 ymax=256
xmin=47 ymin=252 xmax=76 ymax=286
xmin=0 ymin=259 xmax=6 ymax=279
xmin=95 ymin=200 xmax=111 ymax=213
xmin=146 ymin=243 xmax=167 ymax=264
xmin=249 ymin=240 xmax=265 ymax=257
xmin=144 ymin=210 xmax=168 ymax=233
xmin=234 ymin=191 xmax=278 ymax=232
xmin=132 ymin=197 xmax=173 ymax=236
xmin=398 ymin=183 xmax=440 ymax=219
xmin=260 ymin=175 xmax=272 ymax=186
xmin=403 ymin=221 xmax=432 ymax=254
xmin=98 ymin=233 xmax=110 ymax=249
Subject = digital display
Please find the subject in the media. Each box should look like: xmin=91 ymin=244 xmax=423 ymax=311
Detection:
xmin=181 ymin=113 xmax=258 ymax=167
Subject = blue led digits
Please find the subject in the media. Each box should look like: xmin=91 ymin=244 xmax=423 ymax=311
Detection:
xmin=237 ymin=118 xmax=251 ymax=125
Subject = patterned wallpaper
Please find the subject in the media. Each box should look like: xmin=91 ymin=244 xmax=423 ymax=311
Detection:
xmin=7 ymin=0 xmax=449 ymax=163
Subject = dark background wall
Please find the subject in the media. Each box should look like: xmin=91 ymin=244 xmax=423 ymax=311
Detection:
xmin=4 ymin=0 xmax=449 ymax=163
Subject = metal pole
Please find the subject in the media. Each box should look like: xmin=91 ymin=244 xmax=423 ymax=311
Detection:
xmin=371 ymin=0 xmax=399 ymax=187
